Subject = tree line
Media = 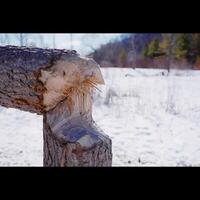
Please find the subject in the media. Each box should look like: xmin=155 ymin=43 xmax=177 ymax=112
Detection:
xmin=90 ymin=33 xmax=200 ymax=70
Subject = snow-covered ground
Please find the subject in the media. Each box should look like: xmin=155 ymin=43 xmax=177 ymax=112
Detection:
xmin=1 ymin=67 xmax=200 ymax=166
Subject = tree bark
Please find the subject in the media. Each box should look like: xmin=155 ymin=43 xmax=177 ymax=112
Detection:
xmin=0 ymin=46 xmax=77 ymax=114
xmin=0 ymin=46 xmax=112 ymax=167
xmin=43 ymin=98 xmax=112 ymax=167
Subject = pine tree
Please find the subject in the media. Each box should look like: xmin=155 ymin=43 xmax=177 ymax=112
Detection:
xmin=147 ymin=39 xmax=159 ymax=58
xmin=174 ymin=34 xmax=190 ymax=60
xmin=188 ymin=33 xmax=200 ymax=63
xmin=159 ymin=34 xmax=171 ymax=56
xmin=141 ymin=39 xmax=159 ymax=58
xmin=141 ymin=45 xmax=148 ymax=58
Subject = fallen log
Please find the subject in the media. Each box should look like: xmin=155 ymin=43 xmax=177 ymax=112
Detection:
xmin=0 ymin=46 xmax=112 ymax=167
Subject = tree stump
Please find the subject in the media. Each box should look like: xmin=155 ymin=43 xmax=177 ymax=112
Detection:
xmin=0 ymin=46 xmax=112 ymax=167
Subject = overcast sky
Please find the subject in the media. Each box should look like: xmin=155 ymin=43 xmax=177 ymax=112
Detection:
xmin=48 ymin=34 xmax=122 ymax=55
xmin=1 ymin=33 xmax=122 ymax=56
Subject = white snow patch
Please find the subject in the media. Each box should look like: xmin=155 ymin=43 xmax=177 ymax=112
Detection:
xmin=1 ymin=67 xmax=200 ymax=166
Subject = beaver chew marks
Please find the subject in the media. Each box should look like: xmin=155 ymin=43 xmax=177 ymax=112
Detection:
xmin=39 ymin=55 xmax=104 ymax=111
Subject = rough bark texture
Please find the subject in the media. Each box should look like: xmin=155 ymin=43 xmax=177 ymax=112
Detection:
xmin=0 ymin=45 xmax=112 ymax=167
xmin=0 ymin=46 xmax=78 ymax=114
xmin=43 ymin=112 xmax=112 ymax=166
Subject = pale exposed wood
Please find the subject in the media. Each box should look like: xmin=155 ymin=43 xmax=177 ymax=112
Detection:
xmin=0 ymin=45 xmax=112 ymax=167
xmin=43 ymin=61 xmax=112 ymax=166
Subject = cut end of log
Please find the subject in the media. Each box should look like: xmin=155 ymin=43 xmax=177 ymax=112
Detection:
xmin=39 ymin=55 xmax=104 ymax=111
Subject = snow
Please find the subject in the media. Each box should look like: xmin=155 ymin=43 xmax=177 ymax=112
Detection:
xmin=1 ymin=67 xmax=200 ymax=166
xmin=0 ymin=108 xmax=43 ymax=166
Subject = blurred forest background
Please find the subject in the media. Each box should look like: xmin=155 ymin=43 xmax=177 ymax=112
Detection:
xmin=90 ymin=33 xmax=200 ymax=70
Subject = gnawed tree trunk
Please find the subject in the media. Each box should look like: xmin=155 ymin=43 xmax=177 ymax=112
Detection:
xmin=43 ymin=97 xmax=112 ymax=166
xmin=0 ymin=46 xmax=112 ymax=167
